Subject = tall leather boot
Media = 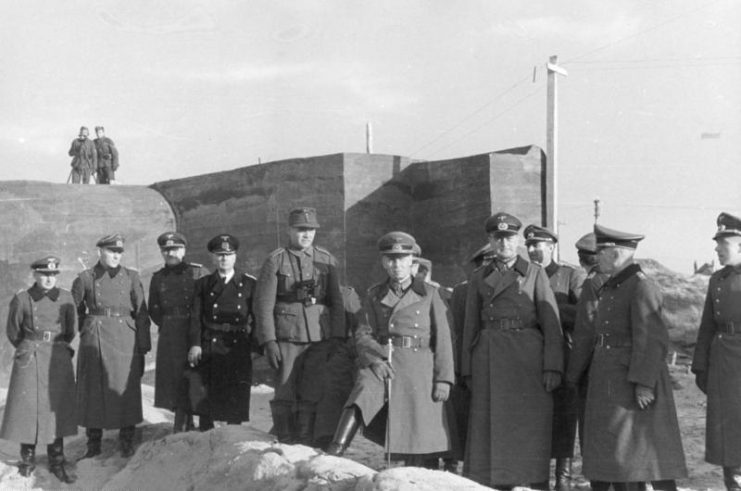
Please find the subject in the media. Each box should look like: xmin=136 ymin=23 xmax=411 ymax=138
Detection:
xmin=198 ymin=414 xmax=214 ymax=432
xmin=270 ymin=401 xmax=296 ymax=443
xmin=724 ymin=467 xmax=741 ymax=491
xmin=590 ymin=481 xmax=611 ymax=491
xmin=47 ymin=438 xmax=75 ymax=484
xmin=651 ymin=480 xmax=678 ymax=491
xmin=79 ymin=428 xmax=102 ymax=460
xmin=325 ymin=406 xmax=361 ymax=456
xmin=555 ymin=457 xmax=573 ymax=491
xmin=173 ymin=408 xmax=188 ymax=433
xmin=296 ymin=401 xmax=317 ymax=446
xmin=18 ymin=444 xmax=35 ymax=477
xmin=119 ymin=426 xmax=136 ymax=458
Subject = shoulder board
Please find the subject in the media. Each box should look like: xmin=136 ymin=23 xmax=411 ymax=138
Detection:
xmin=188 ymin=262 xmax=203 ymax=268
xmin=313 ymin=245 xmax=332 ymax=256
xmin=242 ymin=272 xmax=257 ymax=281
xmin=556 ymin=262 xmax=577 ymax=271
xmin=16 ymin=288 xmax=25 ymax=295
xmin=268 ymin=248 xmax=285 ymax=258
xmin=124 ymin=266 xmax=140 ymax=273
xmin=57 ymin=287 xmax=72 ymax=294
xmin=366 ymin=282 xmax=385 ymax=296
xmin=636 ymin=271 xmax=647 ymax=280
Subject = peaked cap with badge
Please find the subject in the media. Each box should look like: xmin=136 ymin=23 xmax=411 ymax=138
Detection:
xmin=31 ymin=255 xmax=61 ymax=274
xmin=96 ymin=233 xmax=125 ymax=252
xmin=157 ymin=232 xmax=187 ymax=249
xmin=594 ymin=224 xmax=644 ymax=249
xmin=713 ymin=212 xmax=741 ymax=240
xmin=575 ymin=232 xmax=597 ymax=254
xmin=289 ymin=207 xmax=320 ymax=229
xmin=485 ymin=212 xmax=522 ymax=235
xmin=523 ymin=224 xmax=558 ymax=245
xmin=378 ymin=231 xmax=418 ymax=255
xmin=207 ymin=234 xmax=239 ymax=254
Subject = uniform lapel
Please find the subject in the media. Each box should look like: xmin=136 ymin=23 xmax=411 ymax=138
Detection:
xmin=485 ymin=256 xmax=528 ymax=301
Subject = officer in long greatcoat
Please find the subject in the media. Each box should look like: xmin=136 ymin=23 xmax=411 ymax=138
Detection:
xmin=73 ymin=234 xmax=151 ymax=459
xmin=566 ymin=224 xmax=687 ymax=491
xmin=254 ymin=207 xmax=345 ymax=444
xmin=68 ymin=126 xmax=97 ymax=184
xmin=461 ymin=212 xmax=563 ymax=490
xmin=187 ymin=234 xmax=255 ymax=429
xmin=524 ymin=224 xmax=586 ymax=491
xmin=325 ymin=231 xmax=454 ymax=465
xmin=149 ymin=232 xmax=208 ymax=432
xmin=0 ymin=256 xmax=77 ymax=483
xmin=93 ymin=126 xmax=119 ymax=184
xmin=692 ymin=212 xmax=741 ymax=491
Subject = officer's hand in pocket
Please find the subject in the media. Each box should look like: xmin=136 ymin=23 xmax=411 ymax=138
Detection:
xmin=543 ymin=371 xmax=561 ymax=392
xmin=187 ymin=346 xmax=202 ymax=367
xmin=264 ymin=341 xmax=282 ymax=371
xmin=370 ymin=360 xmax=395 ymax=381
xmin=432 ymin=382 xmax=450 ymax=402
xmin=635 ymin=384 xmax=655 ymax=409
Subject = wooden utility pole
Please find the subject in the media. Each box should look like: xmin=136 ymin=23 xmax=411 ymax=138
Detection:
xmin=546 ymin=55 xmax=567 ymax=241
xmin=366 ymin=121 xmax=373 ymax=153
xmin=593 ymin=197 xmax=601 ymax=224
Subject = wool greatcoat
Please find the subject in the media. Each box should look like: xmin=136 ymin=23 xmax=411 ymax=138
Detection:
xmin=72 ymin=263 xmax=151 ymax=429
xmin=692 ymin=264 xmax=741 ymax=466
xmin=345 ymin=277 xmax=454 ymax=455
xmin=68 ymin=137 xmax=97 ymax=183
xmin=567 ymin=263 xmax=687 ymax=482
xmin=149 ymin=261 xmax=209 ymax=410
xmin=461 ymin=256 xmax=563 ymax=487
xmin=0 ymin=285 xmax=78 ymax=444
xmin=187 ymin=269 xmax=256 ymax=422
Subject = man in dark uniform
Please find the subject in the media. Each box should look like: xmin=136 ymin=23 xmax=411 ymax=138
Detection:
xmin=68 ymin=126 xmax=97 ymax=184
xmin=461 ymin=212 xmax=563 ymax=490
xmin=73 ymin=234 xmax=151 ymax=459
xmin=524 ymin=224 xmax=586 ymax=491
xmin=325 ymin=231 xmax=454 ymax=466
xmin=186 ymin=234 xmax=256 ymax=430
xmin=0 ymin=256 xmax=77 ymax=483
xmin=566 ymin=224 xmax=687 ymax=491
xmin=692 ymin=212 xmax=741 ymax=491
xmin=254 ymin=207 xmax=344 ymax=444
xmin=149 ymin=232 xmax=209 ymax=433
xmin=93 ymin=126 xmax=119 ymax=184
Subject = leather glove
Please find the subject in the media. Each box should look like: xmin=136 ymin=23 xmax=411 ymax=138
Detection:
xmin=635 ymin=384 xmax=655 ymax=409
xmin=432 ymin=382 xmax=451 ymax=402
xmin=264 ymin=341 xmax=282 ymax=371
xmin=370 ymin=360 xmax=395 ymax=381
xmin=187 ymin=346 xmax=202 ymax=367
xmin=543 ymin=371 xmax=561 ymax=392
xmin=695 ymin=371 xmax=708 ymax=395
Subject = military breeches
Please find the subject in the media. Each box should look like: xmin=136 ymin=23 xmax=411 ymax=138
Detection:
xmin=273 ymin=341 xmax=313 ymax=403
xmin=71 ymin=167 xmax=92 ymax=184
xmin=98 ymin=166 xmax=115 ymax=184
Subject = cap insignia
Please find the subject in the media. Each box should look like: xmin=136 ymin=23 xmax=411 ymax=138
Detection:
xmin=165 ymin=239 xmax=174 ymax=247
xmin=115 ymin=240 xmax=123 ymax=247
xmin=527 ymin=232 xmax=534 ymax=239
xmin=497 ymin=222 xmax=508 ymax=231
xmin=47 ymin=261 xmax=57 ymax=270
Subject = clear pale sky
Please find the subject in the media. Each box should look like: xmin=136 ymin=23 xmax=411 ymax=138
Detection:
xmin=1 ymin=1 xmax=739 ymax=273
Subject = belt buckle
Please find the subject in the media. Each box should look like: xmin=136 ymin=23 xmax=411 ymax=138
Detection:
xmin=104 ymin=307 xmax=112 ymax=316
xmin=401 ymin=336 xmax=412 ymax=349
xmin=595 ymin=334 xmax=605 ymax=347
xmin=728 ymin=323 xmax=736 ymax=335
xmin=43 ymin=331 xmax=52 ymax=342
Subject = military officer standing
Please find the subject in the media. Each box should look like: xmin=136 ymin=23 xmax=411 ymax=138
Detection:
xmin=186 ymin=234 xmax=256 ymax=429
xmin=566 ymin=224 xmax=686 ymax=491
xmin=149 ymin=232 xmax=208 ymax=432
xmin=73 ymin=234 xmax=151 ymax=459
xmin=68 ymin=126 xmax=97 ymax=184
xmin=692 ymin=212 xmax=741 ymax=491
xmin=325 ymin=231 xmax=454 ymax=464
xmin=254 ymin=207 xmax=344 ymax=444
xmin=0 ymin=256 xmax=77 ymax=483
xmin=524 ymin=224 xmax=586 ymax=491
xmin=461 ymin=212 xmax=563 ymax=490
xmin=93 ymin=126 xmax=119 ymax=184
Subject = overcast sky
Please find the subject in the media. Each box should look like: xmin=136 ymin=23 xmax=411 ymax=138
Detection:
xmin=1 ymin=0 xmax=739 ymax=273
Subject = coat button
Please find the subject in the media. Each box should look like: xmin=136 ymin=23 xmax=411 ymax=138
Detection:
xmin=237 ymin=305 xmax=242 ymax=310
xmin=213 ymin=304 xmax=218 ymax=308
xmin=414 ymin=323 xmax=418 ymax=328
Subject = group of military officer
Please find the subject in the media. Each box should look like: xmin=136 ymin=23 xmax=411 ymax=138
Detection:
xmin=2 ymin=207 xmax=741 ymax=490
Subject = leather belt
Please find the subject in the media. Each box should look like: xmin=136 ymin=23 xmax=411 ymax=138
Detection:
xmin=717 ymin=322 xmax=741 ymax=335
xmin=27 ymin=330 xmax=62 ymax=342
xmin=595 ymin=333 xmax=632 ymax=349
xmin=379 ymin=335 xmax=429 ymax=349
xmin=483 ymin=318 xmax=532 ymax=331
xmin=89 ymin=307 xmax=131 ymax=317
xmin=162 ymin=307 xmax=191 ymax=317
xmin=276 ymin=296 xmax=326 ymax=305
xmin=204 ymin=322 xmax=247 ymax=333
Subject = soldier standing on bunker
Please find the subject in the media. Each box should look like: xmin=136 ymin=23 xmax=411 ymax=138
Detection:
xmin=325 ymin=231 xmax=454 ymax=466
xmin=73 ymin=234 xmax=151 ymax=459
xmin=186 ymin=234 xmax=256 ymax=429
xmin=93 ymin=126 xmax=119 ymax=184
xmin=692 ymin=212 xmax=741 ymax=491
xmin=68 ymin=126 xmax=97 ymax=184
xmin=566 ymin=224 xmax=687 ymax=491
xmin=254 ymin=207 xmax=345 ymax=444
xmin=461 ymin=212 xmax=563 ymax=490
xmin=524 ymin=224 xmax=586 ymax=491
xmin=0 ymin=256 xmax=77 ymax=483
xmin=149 ymin=232 xmax=208 ymax=432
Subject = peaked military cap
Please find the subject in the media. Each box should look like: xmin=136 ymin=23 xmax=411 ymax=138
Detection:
xmin=485 ymin=212 xmax=522 ymax=235
xmin=31 ymin=255 xmax=61 ymax=274
xmin=97 ymin=233 xmax=125 ymax=252
xmin=594 ymin=224 xmax=644 ymax=249
xmin=157 ymin=231 xmax=187 ymax=249
xmin=524 ymin=224 xmax=558 ymax=245
xmin=378 ymin=231 xmax=417 ymax=255
xmin=412 ymin=243 xmax=422 ymax=256
xmin=288 ymin=207 xmax=320 ymax=229
xmin=469 ymin=243 xmax=494 ymax=264
xmin=713 ymin=212 xmax=741 ymax=240
xmin=575 ymin=232 xmax=597 ymax=254
xmin=207 ymin=234 xmax=239 ymax=254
